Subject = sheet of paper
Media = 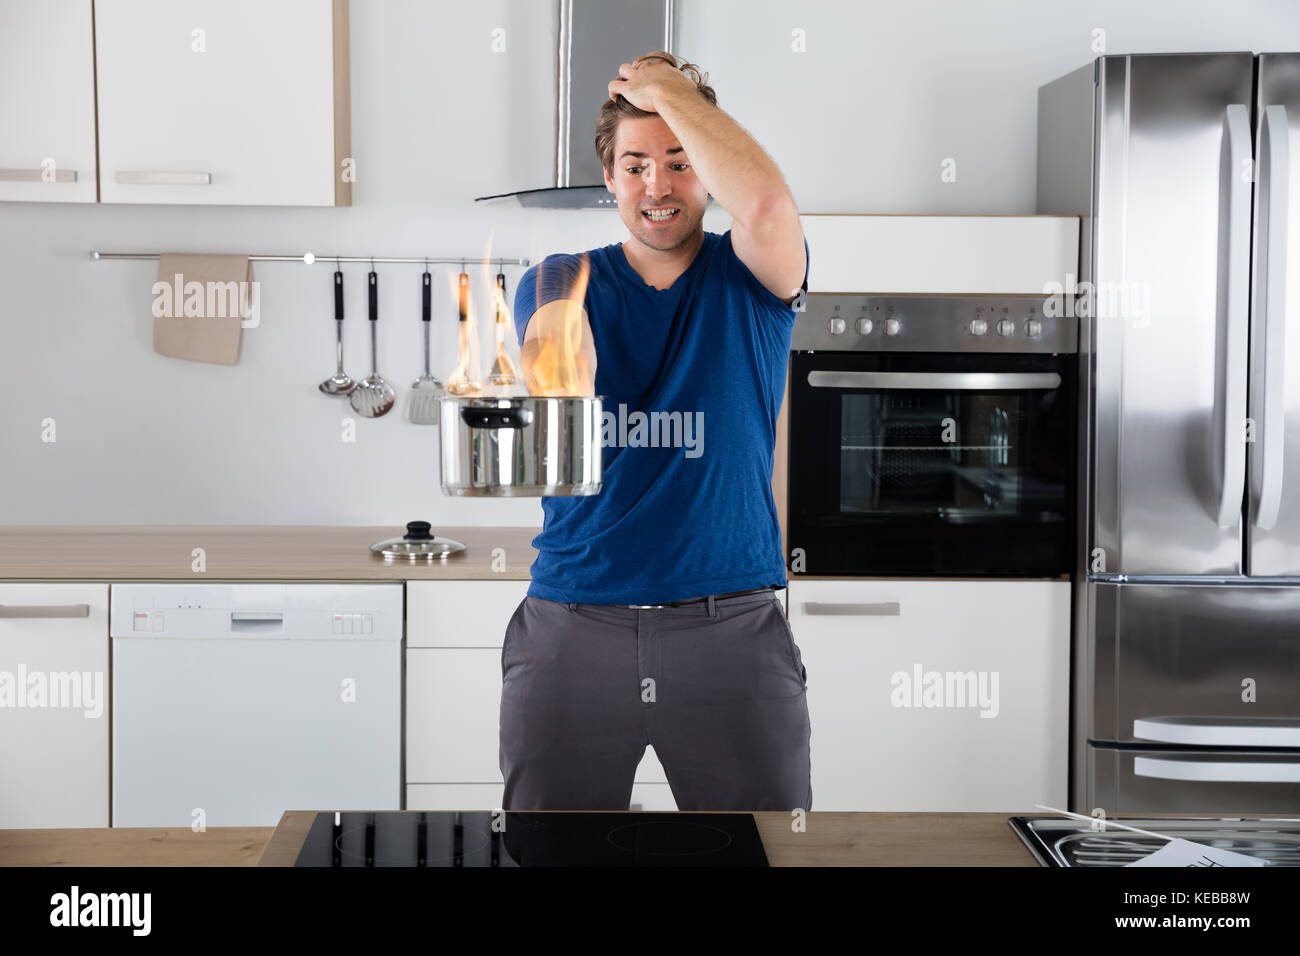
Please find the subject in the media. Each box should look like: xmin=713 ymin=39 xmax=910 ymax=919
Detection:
xmin=1127 ymin=838 xmax=1268 ymax=867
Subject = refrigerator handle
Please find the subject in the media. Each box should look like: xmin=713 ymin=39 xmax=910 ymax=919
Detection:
xmin=1216 ymin=104 xmax=1252 ymax=528
xmin=1254 ymin=105 xmax=1290 ymax=531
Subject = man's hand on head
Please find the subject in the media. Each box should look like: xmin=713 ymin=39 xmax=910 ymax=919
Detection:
xmin=608 ymin=59 xmax=701 ymax=114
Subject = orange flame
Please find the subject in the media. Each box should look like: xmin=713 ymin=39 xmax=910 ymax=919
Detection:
xmin=444 ymin=266 xmax=482 ymax=395
xmin=527 ymin=255 xmax=591 ymax=397
xmin=481 ymin=232 xmax=522 ymax=393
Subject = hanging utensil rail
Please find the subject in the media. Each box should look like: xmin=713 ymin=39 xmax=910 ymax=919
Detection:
xmin=89 ymin=252 xmax=530 ymax=266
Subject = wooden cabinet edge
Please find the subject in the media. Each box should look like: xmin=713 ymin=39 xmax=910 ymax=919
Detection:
xmin=333 ymin=0 xmax=352 ymax=206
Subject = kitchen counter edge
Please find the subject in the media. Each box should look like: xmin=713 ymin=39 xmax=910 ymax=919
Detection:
xmin=0 ymin=526 xmax=541 ymax=581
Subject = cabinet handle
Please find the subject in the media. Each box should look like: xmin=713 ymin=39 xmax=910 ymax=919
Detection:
xmin=115 ymin=171 xmax=212 ymax=185
xmin=0 ymin=604 xmax=91 ymax=619
xmin=801 ymin=601 xmax=901 ymax=616
xmin=0 ymin=168 xmax=77 ymax=182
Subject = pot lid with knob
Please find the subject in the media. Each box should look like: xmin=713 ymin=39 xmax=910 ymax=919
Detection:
xmin=369 ymin=521 xmax=467 ymax=560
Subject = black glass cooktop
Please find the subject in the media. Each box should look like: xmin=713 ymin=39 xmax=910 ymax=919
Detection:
xmin=294 ymin=811 xmax=769 ymax=867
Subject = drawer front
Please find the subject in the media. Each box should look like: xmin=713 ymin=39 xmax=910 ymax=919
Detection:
xmin=1094 ymin=582 xmax=1300 ymax=744
xmin=406 ymin=580 xmax=530 ymax=648
xmin=788 ymin=579 xmax=1069 ymax=810
xmin=0 ymin=583 xmax=109 ymax=827
xmin=1090 ymin=745 xmax=1300 ymax=815
xmin=407 ymin=648 xmax=503 ymax=782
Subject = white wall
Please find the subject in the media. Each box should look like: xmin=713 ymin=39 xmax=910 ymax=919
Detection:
xmin=0 ymin=0 xmax=1294 ymax=526
xmin=681 ymin=0 xmax=1299 ymax=214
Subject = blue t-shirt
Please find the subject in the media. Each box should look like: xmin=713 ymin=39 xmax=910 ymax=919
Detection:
xmin=513 ymin=229 xmax=808 ymax=605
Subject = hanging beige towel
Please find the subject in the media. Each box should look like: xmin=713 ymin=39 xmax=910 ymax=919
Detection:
xmin=153 ymin=253 xmax=254 ymax=365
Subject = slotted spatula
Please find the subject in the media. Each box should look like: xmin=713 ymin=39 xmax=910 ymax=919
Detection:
xmin=406 ymin=266 xmax=444 ymax=425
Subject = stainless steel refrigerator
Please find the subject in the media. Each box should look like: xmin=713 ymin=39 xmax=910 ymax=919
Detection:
xmin=1038 ymin=52 xmax=1300 ymax=814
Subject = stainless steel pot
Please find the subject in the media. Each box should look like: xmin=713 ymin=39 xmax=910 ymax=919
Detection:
xmin=439 ymin=395 xmax=603 ymax=496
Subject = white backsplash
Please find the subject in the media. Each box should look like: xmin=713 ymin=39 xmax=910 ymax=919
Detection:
xmin=0 ymin=0 xmax=1285 ymax=525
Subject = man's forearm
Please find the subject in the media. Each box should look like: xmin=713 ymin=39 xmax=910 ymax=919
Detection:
xmin=652 ymin=85 xmax=793 ymax=229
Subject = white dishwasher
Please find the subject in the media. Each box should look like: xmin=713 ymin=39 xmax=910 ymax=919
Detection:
xmin=110 ymin=583 xmax=402 ymax=828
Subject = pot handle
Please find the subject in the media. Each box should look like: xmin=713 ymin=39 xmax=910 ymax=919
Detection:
xmin=461 ymin=406 xmax=534 ymax=429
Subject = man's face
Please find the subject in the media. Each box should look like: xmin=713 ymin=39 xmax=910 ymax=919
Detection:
xmin=603 ymin=115 xmax=707 ymax=252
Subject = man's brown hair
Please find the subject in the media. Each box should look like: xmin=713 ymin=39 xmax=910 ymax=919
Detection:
xmin=595 ymin=51 xmax=717 ymax=175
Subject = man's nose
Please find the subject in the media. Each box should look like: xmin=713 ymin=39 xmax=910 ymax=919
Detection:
xmin=643 ymin=165 xmax=670 ymax=199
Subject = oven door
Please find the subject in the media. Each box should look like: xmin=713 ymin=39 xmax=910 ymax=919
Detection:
xmin=788 ymin=350 xmax=1075 ymax=576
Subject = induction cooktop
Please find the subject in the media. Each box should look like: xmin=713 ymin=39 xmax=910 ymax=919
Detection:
xmin=293 ymin=811 xmax=770 ymax=867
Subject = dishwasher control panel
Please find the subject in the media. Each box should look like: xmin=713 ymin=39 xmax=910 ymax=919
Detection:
xmin=132 ymin=610 xmax=164 ymax=632
xmin=332 ymin=612 xmax=373 ymax=634
xmin=110 ymin=584 xmax=402 ymax=640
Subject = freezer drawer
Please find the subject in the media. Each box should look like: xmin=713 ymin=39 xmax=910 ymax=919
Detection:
xmin=1090 ymin=581 xmax=1300 ymax=742
xmin=1090 ymin=745 xmax=1300 ymax=815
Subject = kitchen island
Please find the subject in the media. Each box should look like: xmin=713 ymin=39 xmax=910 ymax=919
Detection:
xmin=0 ymin=812 xmax=1038 ymax=866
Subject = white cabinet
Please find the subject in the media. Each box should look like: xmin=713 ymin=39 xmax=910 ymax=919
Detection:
xmin=0 ymin=584 xmax=109 ymax=827
xmin=788 ymin=579 xmax=1069 ymax=811
xmin=405 ymin=579 xmax=524 ymax=809
xmin=94 ymin=0 xmax=350 ymax=205
xmin=0 ymin=1 xmax=98 ymax=203
xmin=405 ymin=580 xmax=670 ymax=812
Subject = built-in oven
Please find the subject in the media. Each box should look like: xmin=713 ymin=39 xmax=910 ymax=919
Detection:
xmin=787 ymin=295 xmax=1077 ymax=577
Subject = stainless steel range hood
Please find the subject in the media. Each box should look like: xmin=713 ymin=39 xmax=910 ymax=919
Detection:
xmin=475 ymin=0 xmax=674 ymax=209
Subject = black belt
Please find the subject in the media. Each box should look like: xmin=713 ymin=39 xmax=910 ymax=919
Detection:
xmin=623 ymin=585 xmax=778 ymax=609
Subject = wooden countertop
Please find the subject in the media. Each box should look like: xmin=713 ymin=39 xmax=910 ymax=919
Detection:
xmin=0 ymin=812 xmax=1038 ymax=866
xmin=0 ymin=526 xmax=540 ymax=580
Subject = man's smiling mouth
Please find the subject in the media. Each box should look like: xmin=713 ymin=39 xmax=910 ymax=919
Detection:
xmin=643 ymin=207 xmax=680 ymax=222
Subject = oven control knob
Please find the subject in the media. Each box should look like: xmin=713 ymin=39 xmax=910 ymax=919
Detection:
xmin=856 ymin=317 xmax=873 ymax=335
xmin=884 ymin=317 xmax=902 ymax=336
xmin=829 ymin=316 xmax=846 ymax=335
xmin=969 ymin=318 xmax=988 ymax=336
xmin=1024 ymin=318 xmax=1043 ymax=338
xmin=996 ymin=318 xmax=1016 ymax=337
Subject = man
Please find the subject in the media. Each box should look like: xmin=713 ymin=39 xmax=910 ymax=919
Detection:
xmin=502 ymin=51 xmax=810 ymax=812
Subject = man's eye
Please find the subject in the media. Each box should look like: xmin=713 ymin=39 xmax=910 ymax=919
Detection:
xmin=624 ymin=163 xmax=687 ymax=174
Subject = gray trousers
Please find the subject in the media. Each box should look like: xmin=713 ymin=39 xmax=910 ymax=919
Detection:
xmin=499 ymin=590 xmax=811 ymax=811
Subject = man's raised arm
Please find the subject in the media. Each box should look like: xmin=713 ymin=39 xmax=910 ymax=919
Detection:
xmin=610 ymin=59 xmax=806 ymax=304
